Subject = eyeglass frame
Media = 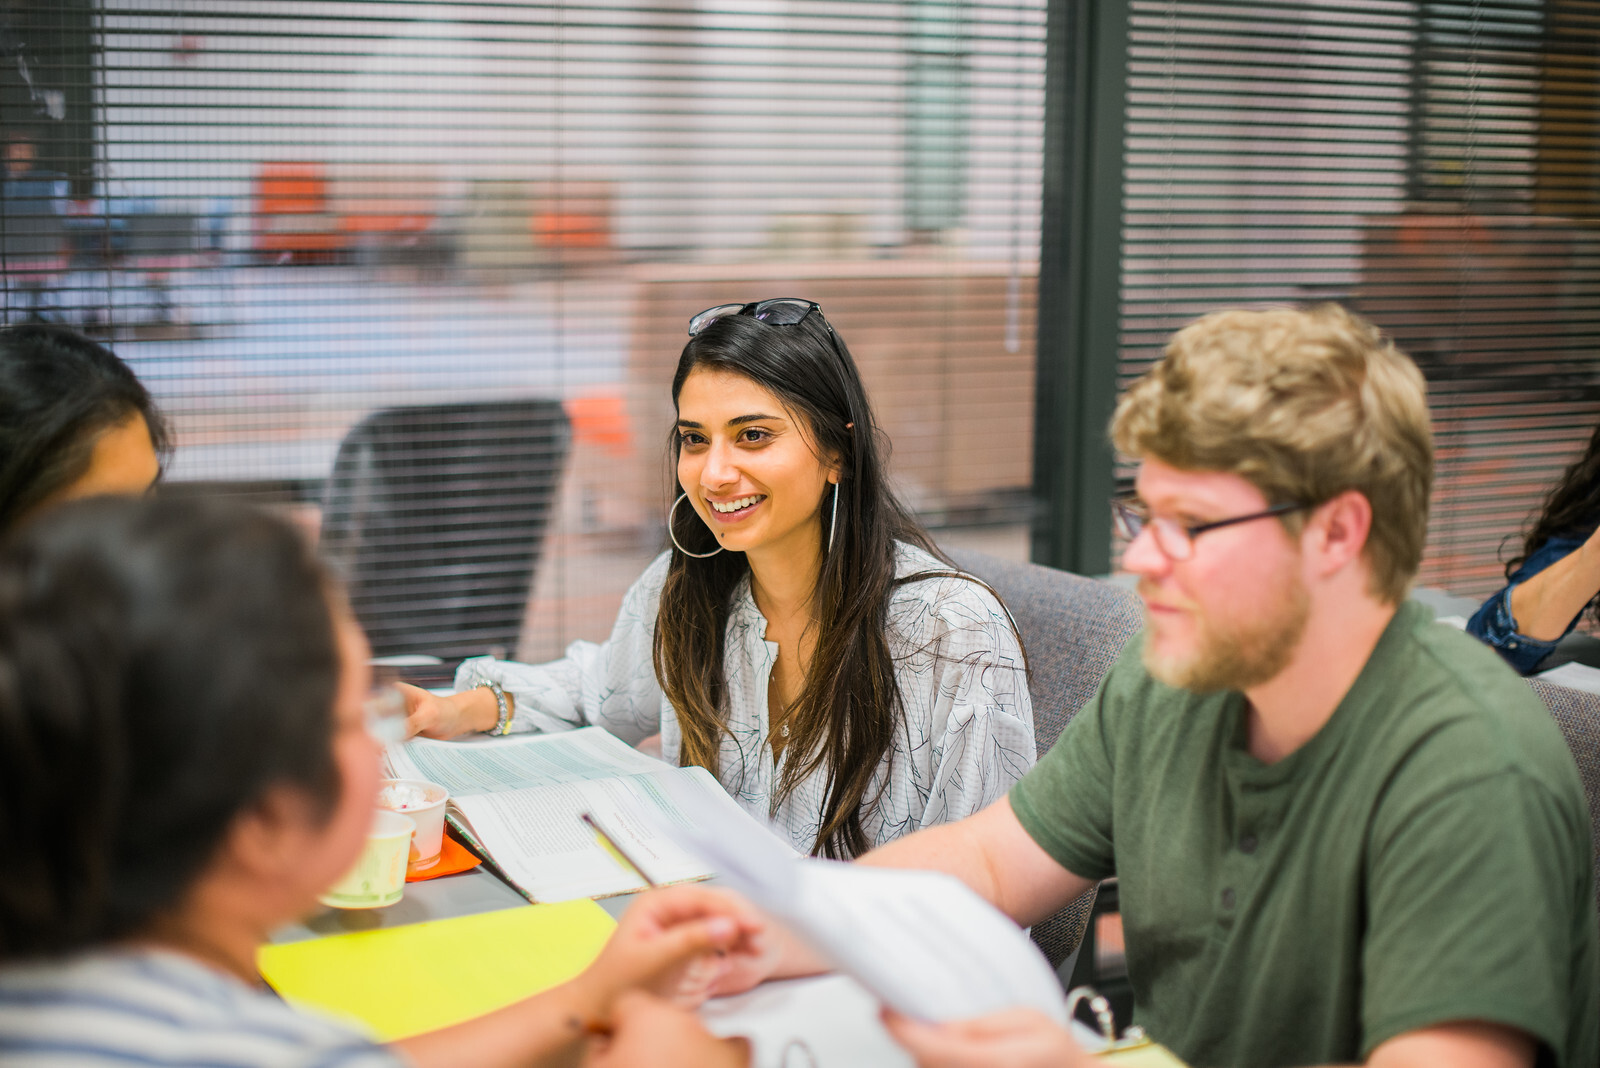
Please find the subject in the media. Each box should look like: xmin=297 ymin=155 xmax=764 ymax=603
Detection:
xmin=1111 ymin=495 xmax=1311 ymax=561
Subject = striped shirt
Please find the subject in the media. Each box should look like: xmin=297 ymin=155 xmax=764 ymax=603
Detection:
xmin=0 ymin=947 xmax=406 ymax=1067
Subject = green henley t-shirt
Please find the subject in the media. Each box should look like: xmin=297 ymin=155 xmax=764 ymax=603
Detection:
xmin=1010 ymin=600 xmax=1598 ymax=1068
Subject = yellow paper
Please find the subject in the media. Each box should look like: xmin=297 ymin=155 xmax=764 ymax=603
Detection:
xmin=1096 ymin=1040 xmax=1189 ymax=1067
xmin=258 ymin=900 xmax=616 ymax=1041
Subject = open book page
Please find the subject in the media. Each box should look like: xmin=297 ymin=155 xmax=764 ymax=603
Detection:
xmin=454 ymin=764 xmax=788 ymax=902
xmin=640 ymin=774 xmax=1068 ymax=1025
xmin=385 ymin=727 xmax=661 ymax=797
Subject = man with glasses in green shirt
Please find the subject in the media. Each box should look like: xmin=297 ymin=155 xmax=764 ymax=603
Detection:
xmin=726 ymin=305 xmax=1599 ymax=1068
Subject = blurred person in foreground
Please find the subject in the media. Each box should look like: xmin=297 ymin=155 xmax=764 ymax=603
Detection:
xmin=402 ymin=298 xmax=1033 ymax=860
xmin=0 ymin=323 xmax=166 ymax=531
xmin=0 ymin=496 xmax=754 ymax=1067
xmin=719 ymin=306 xmax=1599 ymax=1068
xmin=1467 ymin=420 xmax=1600 ymax=674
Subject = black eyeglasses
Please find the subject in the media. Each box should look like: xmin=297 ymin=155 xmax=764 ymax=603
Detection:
xmin=688 ymin=297 xmax=826 ymax=337
xmin=1111 ymin=495 xmax=1310 ymax=562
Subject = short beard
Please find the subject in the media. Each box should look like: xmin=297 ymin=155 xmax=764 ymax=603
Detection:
xmin=1143 ymin=572 xmax=1311 ymax=694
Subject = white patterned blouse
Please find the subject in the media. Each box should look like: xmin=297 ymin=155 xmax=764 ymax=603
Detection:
xmin=455 ymin=542 xmax=1037 ymax=855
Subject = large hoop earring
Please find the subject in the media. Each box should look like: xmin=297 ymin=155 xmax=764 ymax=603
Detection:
xmin=827 ymin=481 xmax=840 ymax=554
xmin=668 ymin=493 xmax=723 ymax=558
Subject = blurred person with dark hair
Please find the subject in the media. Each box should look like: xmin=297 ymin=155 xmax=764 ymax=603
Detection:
xmin=0 ymin=323 xmax=168 ymax=531
xmin=403 ymin=299 xmax=1035 ymax=860
xmin=1467 ymin=421 xmax=1600 ymax=674
xmin=0 ymin=495 xmax=761 ymax=1067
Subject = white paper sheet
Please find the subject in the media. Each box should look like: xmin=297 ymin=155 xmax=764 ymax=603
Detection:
xmin=642 ymin=774 xmax=1069 ymax=1025
xmin=701 ymin=974 xmax=914 ymax=1068
xmin=386 ymin=727 xmax=662 ymax=797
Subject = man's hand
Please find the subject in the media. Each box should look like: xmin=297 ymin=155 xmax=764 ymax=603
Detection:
xmin=399 ymin=681 xmax=496 ymax=739
xmin=576 ymin=885 xmax=769 ymax=1011
xmin=881 ymin=1007 xmax=1090 ymax=1068
xmin=583 ymin=991 xmax=750 ymax=1068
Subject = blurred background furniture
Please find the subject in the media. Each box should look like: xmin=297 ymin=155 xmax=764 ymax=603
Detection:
xmin=320 ymin=398 xmax=570 ymax=661
xmin=0 ymin=204 xmax=68 ymax=323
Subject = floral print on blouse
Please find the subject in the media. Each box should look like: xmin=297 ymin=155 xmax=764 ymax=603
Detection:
xmin=456 ymin=542 xmax=1036 ymax=854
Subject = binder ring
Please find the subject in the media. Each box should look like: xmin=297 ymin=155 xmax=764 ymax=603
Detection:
xmin=1064 ymin=986 xmax=1116 ymax=1044
xmin=668 ymin=492 xmax=724 ymax=558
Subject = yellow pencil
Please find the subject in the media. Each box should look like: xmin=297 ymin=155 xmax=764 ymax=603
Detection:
xmin=579 ymin=812 xmax=660 ymax=888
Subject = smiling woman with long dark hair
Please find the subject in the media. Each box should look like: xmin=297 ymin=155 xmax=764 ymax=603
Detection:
xmin=404 ymin=298 xmax=1035 ymax=858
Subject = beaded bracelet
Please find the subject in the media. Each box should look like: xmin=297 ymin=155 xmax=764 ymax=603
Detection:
xmin=480 ymin=680 xmax=513 ymax=736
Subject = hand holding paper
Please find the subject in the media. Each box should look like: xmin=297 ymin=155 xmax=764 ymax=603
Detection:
xmin=583 ymin=885 xmax=771 ymax=1010
xmin=637 ymin=774 xmax=1070 ymax=1026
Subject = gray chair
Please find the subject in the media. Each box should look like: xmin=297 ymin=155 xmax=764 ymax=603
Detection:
xmin=321 ymin=399 xmax=570 ymax=660
xmin=949 ymin=549 xmax=1144 ymax=969
xmin=1529 ymin=678 xmax=1600 ymax=922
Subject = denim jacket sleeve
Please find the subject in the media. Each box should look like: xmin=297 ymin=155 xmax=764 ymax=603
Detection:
xmin=1465 ymin=535 xmax=1589 ymax=675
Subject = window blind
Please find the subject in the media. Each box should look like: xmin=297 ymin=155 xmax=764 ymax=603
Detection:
xmin=1117 ymin=0 xmax=1600 ymax=601
xmin=0 ymin=1 xmax=1045 ymax=659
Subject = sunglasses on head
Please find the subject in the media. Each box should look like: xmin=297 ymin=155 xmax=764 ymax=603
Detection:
xmin=687 ymin=297 xmax=829 ymax=337
xmin=686 ymin=297 xmax=858 ymax=437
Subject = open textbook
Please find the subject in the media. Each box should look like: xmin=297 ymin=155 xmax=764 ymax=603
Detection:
xmin=384 ymin=727 xmax=789 ymax=902
xmin=634 ymin=774 xmax=1072 ymax=1027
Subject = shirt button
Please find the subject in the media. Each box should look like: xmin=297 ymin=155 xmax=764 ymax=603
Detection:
xmin=1508 ymin=641 xmax=1519 ymax=649
xmin=1239 ymin=833 xmax=1258 ymax=854
xmin=1221 ymin=887 xmax=1236 ymax=910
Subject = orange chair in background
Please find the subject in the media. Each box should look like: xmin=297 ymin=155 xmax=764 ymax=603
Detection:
xmin=253 ymin=162 xmax=342 ymax=259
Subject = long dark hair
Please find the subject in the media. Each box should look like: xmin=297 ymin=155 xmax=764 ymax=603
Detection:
xmin=1509 ymin=420 xmax=1600 ymax=628
xmin=0 ymin=497 xmax=341 ymax=960
xmin=654 ymin=308 xmax=960 ymax=859
xmin=0 ymin=325 xmax=171 ymax=531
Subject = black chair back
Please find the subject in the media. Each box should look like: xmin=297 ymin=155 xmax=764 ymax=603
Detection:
xmin=321 ymin=399 xmax=570 ymax=660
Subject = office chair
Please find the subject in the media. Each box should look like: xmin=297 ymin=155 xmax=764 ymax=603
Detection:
xmin=321 ymin=398 xmax=570 ymax=661
xmin=949 ymin=549 xmax=1144 ymax=994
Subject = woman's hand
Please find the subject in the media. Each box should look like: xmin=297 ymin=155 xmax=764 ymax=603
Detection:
xmin=399 ymin=682 xmax=497 ymax=739
xmin=881 ymin=1007 xmax=1090 ymax=1068
xmin=583 ymin=991 xmax=750 ymax=1068
xmin=699 ymin=912 xmax=800 ymax=997
xmin=575 ymin=885 xmax=770 ymax=1012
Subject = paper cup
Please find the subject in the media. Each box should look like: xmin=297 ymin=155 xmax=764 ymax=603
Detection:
xmin=377 ymin=778 xmax=450 ymax=873
xmin=318 ymin=809 xmax=415 ymax=909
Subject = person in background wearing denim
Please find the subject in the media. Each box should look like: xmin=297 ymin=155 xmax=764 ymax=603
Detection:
xmin=1467 ymin=421 xmax=1600 ymax=674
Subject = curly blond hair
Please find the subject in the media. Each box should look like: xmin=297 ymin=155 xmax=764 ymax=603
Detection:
xmin=1111 ymin=304 xmax=1433 ymax=603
